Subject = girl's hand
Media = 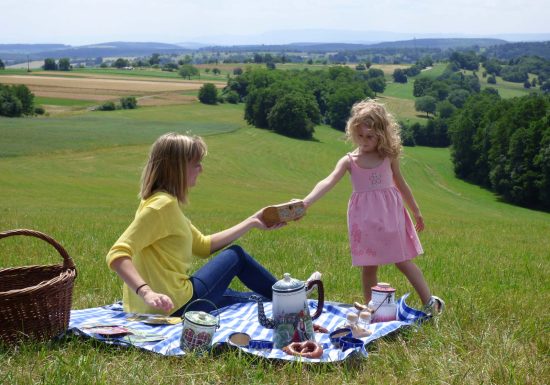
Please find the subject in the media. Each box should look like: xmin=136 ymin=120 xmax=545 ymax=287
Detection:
xmin=414 ymin=213 xmax=425 ymax=232
xmin=140 ymin=287 xmax=174 ymax=313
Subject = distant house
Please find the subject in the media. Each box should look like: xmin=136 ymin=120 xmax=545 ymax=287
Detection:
xmin=123 ymin=66 xmax=134 ymax=70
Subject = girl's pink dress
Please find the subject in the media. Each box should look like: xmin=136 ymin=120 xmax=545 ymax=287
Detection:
xmin=347 ymin=154 xmax=423 ymax=266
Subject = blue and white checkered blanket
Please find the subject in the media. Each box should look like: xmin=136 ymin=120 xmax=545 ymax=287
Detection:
xmin=68 ymin=294 xmax=427 ymax=362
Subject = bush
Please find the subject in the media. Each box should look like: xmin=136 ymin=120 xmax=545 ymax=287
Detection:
xmin=198 ymin=83 xmax=218 ymax=105
xmin=34 ymin=106 xmax=45 ymax=115
xmin=0 ymin=84 xmax=34 ymax=117
xmin=224 ymin=90 xmax=240 ymax=104
xmin=120 ymin=96 xmax=137 ymax=109
xmin=98 ymin=101 xmax=116 ymax=111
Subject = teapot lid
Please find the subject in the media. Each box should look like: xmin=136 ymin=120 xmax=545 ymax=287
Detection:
xmin=273 ymin=273 xmax=304 ymax=293
xmin=184 ymin=310 xmax=217 ymax=327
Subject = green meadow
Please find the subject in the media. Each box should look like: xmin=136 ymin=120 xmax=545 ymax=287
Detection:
xmin=0 ymin=100 xmax=548 ymax=384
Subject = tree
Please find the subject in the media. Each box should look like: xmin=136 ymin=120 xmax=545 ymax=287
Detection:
xmin=436 ymin=100 xmax=455 ymax=119
xmin=149 ymin=53 xmax=161 ymax=66
xmin=487 ymin=75 xmax=497 ymax=84
xmin=233 ymin=67 xmax=243 ymax=75
xmin=212 ymin=68 xmax=221 ymax=75
xmin=12 ymin=84 xmax=34 ymax=115
xmin=448 ymin=89 xmax=471 ymax=108
xmin=113 ymin=58 xmax=129 ymax=68
xmin=267 ymin=93 xmax=316 ymax=139
xmin=326 ymin=85 xmax=366 ymax=131
xmin=198 ymin=83 xmax=218 ymax=104
xmin=392 ymin=68 xmax=407 ymax=83
xmin=415 ymin=95 xmax=437 ymax=117
xmin=178 ymin=64 xmax=199 ymax=80
xmin=413 ymin=78 xmax=433 ymax=97
xmin=0 ymin=59 xmax=4 ymax=70
xmin=367 ymin=77 xmax=386 ymax=96
xmin=43 ymin=58 xmax=57 ymax=70
xmin=162 ymin=63 xmax=178 ymax=72
xmin=58 ymin=58 xmax=71 ymax=71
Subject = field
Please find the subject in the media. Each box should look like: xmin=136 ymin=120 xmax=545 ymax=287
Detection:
xmin=0 ymin=71 xmax=225 ymax=113
xmin=0 ymin=69 xmax=548 ymax=384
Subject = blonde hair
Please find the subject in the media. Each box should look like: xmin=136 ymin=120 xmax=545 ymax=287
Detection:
xmin=140 ymin=133 xmax=207 ymax=203
xmin=345 ymin=98 xmax=402 ymax=159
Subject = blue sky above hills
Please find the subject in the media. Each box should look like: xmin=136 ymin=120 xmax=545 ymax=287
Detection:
xmin=2 ymin=0 xmax=549 ymax=45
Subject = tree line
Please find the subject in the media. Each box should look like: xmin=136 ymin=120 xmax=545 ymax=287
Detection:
xmin=449 ymin=90 xmax=550 ymax=211
xmin=222 ymin=66 xmax=386 ymax=139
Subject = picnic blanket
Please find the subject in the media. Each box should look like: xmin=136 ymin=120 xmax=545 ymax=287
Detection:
xmin=68 ymin=293 xmax=427 ymax=362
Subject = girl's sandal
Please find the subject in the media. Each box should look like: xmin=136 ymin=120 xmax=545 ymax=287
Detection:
xmin=423 ymin=295 xmax=445 ymax=316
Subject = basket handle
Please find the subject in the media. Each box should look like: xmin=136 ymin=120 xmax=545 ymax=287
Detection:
xmin=0 ymin=229 xmax=76 ymax=271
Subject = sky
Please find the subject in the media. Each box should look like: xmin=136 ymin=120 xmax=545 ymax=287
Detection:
xmin=2 ymin=0 xmax=549 ymax=45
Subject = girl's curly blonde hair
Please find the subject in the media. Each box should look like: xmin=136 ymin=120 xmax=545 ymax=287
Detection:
xmin=345 ymin=98 xmax=402 ymax=159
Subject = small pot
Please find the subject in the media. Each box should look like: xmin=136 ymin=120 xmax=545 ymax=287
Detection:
xmin=180 ymin=299 xmax=219 ymax=353
xmin=367 ymin=282 xmax=397 ymax=323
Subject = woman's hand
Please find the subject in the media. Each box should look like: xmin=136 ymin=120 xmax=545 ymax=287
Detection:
xmin=252 ymin=208 xmax=287 ymax=230
xmin=139 ymin=287 xmax=174 ymax=313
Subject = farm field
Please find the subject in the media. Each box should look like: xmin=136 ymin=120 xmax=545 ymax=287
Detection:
xmin=0 ymin=95 xmax=549 ymax=384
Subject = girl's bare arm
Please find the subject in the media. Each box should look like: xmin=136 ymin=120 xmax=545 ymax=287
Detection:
xmin=303 ymin=156 xmax=349 ymax=208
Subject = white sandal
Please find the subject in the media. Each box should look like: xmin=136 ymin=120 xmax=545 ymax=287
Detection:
xmin=424 ymin=295 xmax=445 ymax=315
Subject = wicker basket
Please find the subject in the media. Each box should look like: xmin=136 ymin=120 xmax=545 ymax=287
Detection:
xmin=0 ymin=229 xmax=77 ymax=345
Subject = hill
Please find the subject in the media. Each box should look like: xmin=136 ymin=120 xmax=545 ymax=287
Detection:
xmin=0 ymin=106 xmax=548 ymax=383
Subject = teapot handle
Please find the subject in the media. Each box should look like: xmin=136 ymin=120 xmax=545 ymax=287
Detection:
xmin=306 ymin=279 xmax=324 ymax=320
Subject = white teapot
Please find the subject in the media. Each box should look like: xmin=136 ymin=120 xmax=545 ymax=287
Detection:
xmin=252 ymin=273 xmax=324 ymax=348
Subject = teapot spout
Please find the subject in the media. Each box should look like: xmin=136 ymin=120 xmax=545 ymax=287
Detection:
xmin=250 ymin=295 xmax=275 ymax=329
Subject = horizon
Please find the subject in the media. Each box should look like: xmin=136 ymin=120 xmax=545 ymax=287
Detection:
xmin=2 ymin=0 xmax=550 ymax=46
xmin=2 ymin=32 xmax=550 ymax=49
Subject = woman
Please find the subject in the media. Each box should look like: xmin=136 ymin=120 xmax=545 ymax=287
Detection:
xmin=106 ymin=132 xmax=282 ymax=315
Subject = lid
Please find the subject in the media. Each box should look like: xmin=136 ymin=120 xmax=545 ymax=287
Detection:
xmin=184 ymin=310 xmax=217 ymax=327
xmin=272 ymin=273 xmax=304 ymax=293
xmin=371 ymin=282 xmax=396 ymax=293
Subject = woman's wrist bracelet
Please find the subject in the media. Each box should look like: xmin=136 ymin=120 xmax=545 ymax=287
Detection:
xmin=135 ymin=283 xmax=148 ymax=295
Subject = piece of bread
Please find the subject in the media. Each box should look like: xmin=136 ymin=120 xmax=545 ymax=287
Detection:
xmin=262 ymin=201 xmax=305 ymax=226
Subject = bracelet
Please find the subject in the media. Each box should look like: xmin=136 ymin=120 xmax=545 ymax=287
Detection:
xmin=135 ymin=283 xmax=148 ymax=295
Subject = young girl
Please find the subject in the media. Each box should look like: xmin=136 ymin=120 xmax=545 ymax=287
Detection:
xmin=302 ymin=99 xmax=444 ymax=314
xmin=106 ymin=132 xmax=284 ymax=315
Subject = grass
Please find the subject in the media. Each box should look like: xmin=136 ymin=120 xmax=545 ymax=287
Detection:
xmin=0 ymin=100 xmax=548 ymax=384
xmin=0 ymin=103 xmax=244 ymax=157
xmin=35 ymin=96 xmax=97 ymax=107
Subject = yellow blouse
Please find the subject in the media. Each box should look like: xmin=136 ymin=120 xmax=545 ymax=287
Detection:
xmin=106 ymin=192 xmax=211 ymax=314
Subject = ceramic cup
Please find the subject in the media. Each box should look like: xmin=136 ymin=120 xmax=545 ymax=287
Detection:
xmin=329 ymin=327 xmax=352 ymax=348
xmin=248 ymin=339 xmax=273 ymax=350
xmin=227 ymin=332 xmax=251 ymax=348
xmin=340 ymin=336 xmax=364 ymax=351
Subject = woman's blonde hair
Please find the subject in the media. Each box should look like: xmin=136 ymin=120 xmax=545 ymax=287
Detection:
xmin=345 ymin=98 xmax=402 ymax=159
xmin=140 ymin=133 xmax=207 ymax=203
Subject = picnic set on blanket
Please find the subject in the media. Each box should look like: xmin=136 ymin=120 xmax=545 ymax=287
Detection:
xmin=1 ymin=101 xmax=446 ymax=362
xmin=0 ymin=228 xmax=433 ymax=362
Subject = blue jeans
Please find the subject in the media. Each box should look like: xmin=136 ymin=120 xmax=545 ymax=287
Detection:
xmin=172 ymin=245 xmax=276 ymax=316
